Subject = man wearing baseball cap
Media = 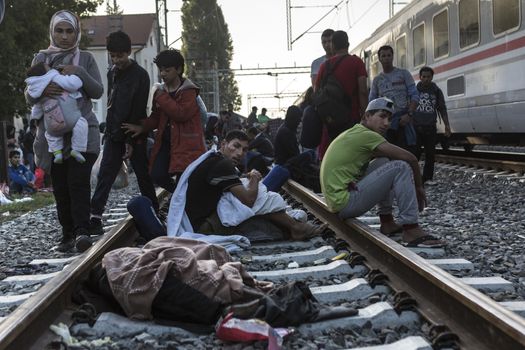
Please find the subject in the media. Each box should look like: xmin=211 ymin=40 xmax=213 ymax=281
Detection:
xmin=320 ymin=97 xmax=444 ymax=248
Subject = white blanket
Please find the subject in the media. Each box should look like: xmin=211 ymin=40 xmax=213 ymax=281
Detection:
xmin=25 ymin=69 xmax=82 ymax=99
xmin=217 ymin=179 xmax=287 ymax=227
xmin=166 ymin=150 xmax=250 ymax=252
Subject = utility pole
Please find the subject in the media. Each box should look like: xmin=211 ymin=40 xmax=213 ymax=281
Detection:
xmin=0 ymin=122 xmax=8 ymax=185
xmin=390 ymin=0 xmax=409 ymax=18
xmin=286 ymin=0 xmax=292 ymax=50
xmin=155 ymin=0 xmax=168 ymax=52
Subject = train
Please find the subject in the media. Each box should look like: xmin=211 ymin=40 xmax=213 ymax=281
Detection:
xmin=351 ymin=0 xmax=525 ymax=149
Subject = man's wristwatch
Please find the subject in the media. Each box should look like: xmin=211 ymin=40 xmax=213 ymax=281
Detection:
xmin=407 ymin=111 xmax=414 ymax=117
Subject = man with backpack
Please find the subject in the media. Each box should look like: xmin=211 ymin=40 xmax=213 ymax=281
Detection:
xmin=314 ymin=30 xmax=368 ymax=158
xmin=414 ymin=66 xmax=451 ymax=184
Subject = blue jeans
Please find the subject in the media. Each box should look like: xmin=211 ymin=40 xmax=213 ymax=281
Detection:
xmin=127 ymin=196 xmax=166 ymax=242
xmin=387 ymin=109 xmax=417 ymax=148
xmin=262 ymin=165 xmax=290 ymax=192
xmin=338 ymin=158 xmax=418 ymax=225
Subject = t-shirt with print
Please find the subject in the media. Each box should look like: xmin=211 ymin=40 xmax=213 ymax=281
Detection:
xmin=320 ymin=124 xmax=386 ymax=212
xmin=414 ymin=82 xmax=445 ymax=126
xmin=185 ymin=153 xmax=242 ymax=229
xmin=369 ymin=67 xmax=418 ymax=111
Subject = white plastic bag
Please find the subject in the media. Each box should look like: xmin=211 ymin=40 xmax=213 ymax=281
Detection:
xmin=112 ymin=161 xmax=129 ymax=189
xmin=0 ymin=188 xmax=12 ymax=205
xmin=90 ymin=152 xmax=129 ymax=190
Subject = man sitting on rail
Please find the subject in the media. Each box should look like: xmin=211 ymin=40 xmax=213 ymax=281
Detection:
xmin=320 ymin=97 xmax=444 ymax=248
xmin=126 ymin=130 xmax=326 ymax=244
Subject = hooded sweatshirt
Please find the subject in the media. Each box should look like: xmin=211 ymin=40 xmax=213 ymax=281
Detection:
xmin=274 ymin=106 xmax=302 ymax=165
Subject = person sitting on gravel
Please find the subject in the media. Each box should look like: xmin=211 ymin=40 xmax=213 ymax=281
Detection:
xmin=320 ymin=97 xmax=445 ymax=248
xmin=7 ymin=150 xmax=37 ymax=194
xmin=127 ymin=130 xmax=326 ymax=243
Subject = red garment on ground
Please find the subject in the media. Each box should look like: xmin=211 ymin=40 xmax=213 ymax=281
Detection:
xmin=34 ymin=168 xmax=45 ymax=189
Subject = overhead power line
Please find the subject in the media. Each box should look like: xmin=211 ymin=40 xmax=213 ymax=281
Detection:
xmin=287 ymin=0 xmax=345 ymax=49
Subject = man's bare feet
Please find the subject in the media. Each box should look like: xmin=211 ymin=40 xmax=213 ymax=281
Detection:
xmin=402 ymin=226 xmax=445 ymax=248
xmin=290 ymin=222 xmax=328 ymax=241
xmin=380 ymin=221 xmax=402 ymax=236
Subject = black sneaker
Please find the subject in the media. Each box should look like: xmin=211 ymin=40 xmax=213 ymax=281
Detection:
xmin=88 ymin=217 xmax=104 ymax=236
xmin=75 ymin=227 xmax=93 ymax=252
xmin=75 ymin=235 xmax=93 ymax=253
xmin=57 ymin=234 xmax=75 ymax=252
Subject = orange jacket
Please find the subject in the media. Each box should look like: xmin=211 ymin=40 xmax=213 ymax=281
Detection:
xmin=142 ymin=79 xmax=206 ymax=174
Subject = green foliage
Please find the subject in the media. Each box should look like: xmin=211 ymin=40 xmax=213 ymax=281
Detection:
xmin=0 ymin=191 xmax=55 ymax=224
xmin=105 ymin=0 xmax=123 ymax=15
xmin=0 ymin=0 xmax=103 ymax=123
xmin=180 ymin=0 xmax=241 ymax=111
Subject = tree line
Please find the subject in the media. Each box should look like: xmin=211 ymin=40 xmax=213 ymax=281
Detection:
xmin=0 ymin=0 xmax=240 ymax=124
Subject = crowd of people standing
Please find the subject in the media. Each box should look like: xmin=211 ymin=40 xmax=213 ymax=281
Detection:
xmin=13 ymin=9 xmax=327 ymax=253
xmin=10 ymin=8 xmax=448 ymax=254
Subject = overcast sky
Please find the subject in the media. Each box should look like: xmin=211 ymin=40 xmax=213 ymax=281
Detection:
xmin=96 ymin=0 xmax=409 ymax=116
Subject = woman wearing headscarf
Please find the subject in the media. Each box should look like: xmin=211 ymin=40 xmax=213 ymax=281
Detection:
xmin=25 ymin=10 xmax=103 ymax=252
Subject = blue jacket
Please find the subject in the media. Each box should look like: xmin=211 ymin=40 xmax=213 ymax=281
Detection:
xmin=8 ymin=164 xmax=34 ymax=187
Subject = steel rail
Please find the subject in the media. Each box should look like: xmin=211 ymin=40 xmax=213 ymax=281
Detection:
xmin=435 ymin=150 xmax=525 ymax=173
xmin=283 ymin=180 xmax=525 ymax=350
xmin=0 ymin=190 xmax=169 ymax=350
xmin=2 ymin=183 xmax=525 ymax=349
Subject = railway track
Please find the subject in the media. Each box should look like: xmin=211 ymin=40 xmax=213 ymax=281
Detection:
xmin=435 ymin=149 xmax=525 ymax=176
xmin=0 ymin=182 xmax=524 ymax=349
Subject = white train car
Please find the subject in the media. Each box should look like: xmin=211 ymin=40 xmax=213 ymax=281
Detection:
xmin=351 ymin=0 xmax=525 ymax=148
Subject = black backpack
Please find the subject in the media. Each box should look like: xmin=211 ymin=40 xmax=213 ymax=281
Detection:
xmin=313 ymin=54 xmax=352 ymax=139
xmin=300 ymin=105 xmax=323 ymax=149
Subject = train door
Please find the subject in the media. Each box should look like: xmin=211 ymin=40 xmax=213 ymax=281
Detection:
xmin=361 ymin=49 xmax=373 ymax=90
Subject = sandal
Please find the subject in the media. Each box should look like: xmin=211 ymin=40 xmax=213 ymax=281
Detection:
xmin=380 ymin=223 xmax=403 ymax=236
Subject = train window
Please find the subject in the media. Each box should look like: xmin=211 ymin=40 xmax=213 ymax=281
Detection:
xmin=395 ymin=35 xmax=407 ymax=69
xmin=447 ymin=76 xmax=465 ymax=96
xmin=413 ymin=23 xmax=425 ymax=67
xmin=493 ymin=0 xmax=520 ymax=35
xmin=433 ymin=9 xmax=449 ymax=59
xmin=459 ymin=0 xmax=480 ymax=49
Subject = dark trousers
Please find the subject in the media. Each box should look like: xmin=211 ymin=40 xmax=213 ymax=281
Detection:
xmin=9 ymin=182 xmax=35 ymax=195
xmin=91 ymin=138 xmax=158 ymax=216
xmin=150 ymin=140 xmax=179 ymax=193
xmin=414 ymin=125 xmax=437 ymax=182
xmin=52 ymin=152 xmax=97 ymax=233
xmin=25 ymin=152 xmax=35 ymax=173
